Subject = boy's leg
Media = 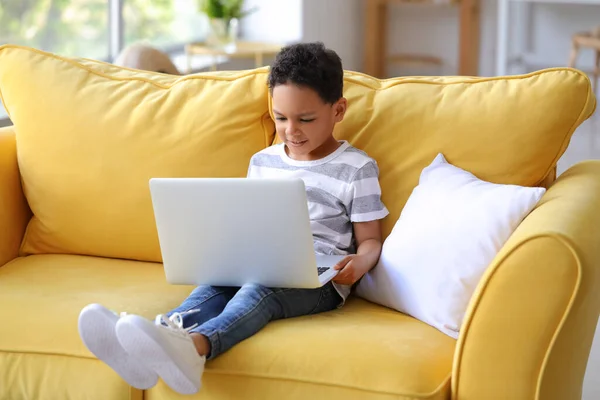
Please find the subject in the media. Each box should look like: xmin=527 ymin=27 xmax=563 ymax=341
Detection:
xmin=165 ymin=285 xmax=238 ymax=328
xmin=190 ymin=282 xmax=342 ymax=359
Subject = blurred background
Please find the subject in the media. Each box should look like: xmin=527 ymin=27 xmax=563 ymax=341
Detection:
xmin=3 ymin=0 xmax=600 ymax=123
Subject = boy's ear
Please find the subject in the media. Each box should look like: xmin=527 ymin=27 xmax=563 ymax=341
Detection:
xmin=333 ymin=97 xmax=348 ymax=123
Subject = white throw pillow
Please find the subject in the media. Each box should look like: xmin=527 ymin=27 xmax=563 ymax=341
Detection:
xmin=355 ymin=154 xmax=546 ymax=339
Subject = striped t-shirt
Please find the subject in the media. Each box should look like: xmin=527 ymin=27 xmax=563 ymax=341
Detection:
xmin=247 ymin=140 xmax=389 ymax=300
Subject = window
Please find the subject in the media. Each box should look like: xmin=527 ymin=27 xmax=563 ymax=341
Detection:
xmin=0 ymin=0 xmax=207 ymax=123
xmin=124 ymin=0 xmax=207 ymax=49
xmin=0 ymin=0 xmax=109 ymax=60
xmin=0 ymin=0 xmax=206 ymax=58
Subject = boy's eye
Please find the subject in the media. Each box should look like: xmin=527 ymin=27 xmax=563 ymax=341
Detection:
xmin=274 ymin=116 xmax=314 ymax=123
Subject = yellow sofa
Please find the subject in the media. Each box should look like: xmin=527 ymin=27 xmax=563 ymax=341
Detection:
xmin=0 ymin=45 xmax=599 ymax=400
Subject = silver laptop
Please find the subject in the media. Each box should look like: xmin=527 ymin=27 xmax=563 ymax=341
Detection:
xmin=149 ymin=178 xmax=343 ymax=288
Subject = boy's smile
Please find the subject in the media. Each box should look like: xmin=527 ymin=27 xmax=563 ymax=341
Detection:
xmin=272 ymin=83 xmax=347 ymax=161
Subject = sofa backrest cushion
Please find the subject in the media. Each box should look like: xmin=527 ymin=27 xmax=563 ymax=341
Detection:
xmin=0 ymin=45 xmax=275 ymax=262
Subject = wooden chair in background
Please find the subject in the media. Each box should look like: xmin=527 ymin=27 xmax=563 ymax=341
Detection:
xmin=569 ymin=27 xmax=600 ymax=93
xmin=363 ymin=0 xmax=481 ymax=78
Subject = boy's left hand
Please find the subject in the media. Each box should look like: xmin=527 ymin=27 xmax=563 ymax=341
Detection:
xmin=333 ymin=222 xmax=384 ymax=285
xmin=332 ymin=255 xmax=369 ymax=285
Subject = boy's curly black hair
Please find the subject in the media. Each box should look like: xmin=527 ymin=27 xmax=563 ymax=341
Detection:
xmin=268 ymin=42 xmax=343 ymax=105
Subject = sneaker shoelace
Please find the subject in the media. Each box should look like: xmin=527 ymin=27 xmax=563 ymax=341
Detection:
xmin=154 ymin=309 xmax=201 ymax=337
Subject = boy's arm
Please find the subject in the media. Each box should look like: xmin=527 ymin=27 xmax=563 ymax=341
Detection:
xmin=333 ymin=220 xmax=383 ymax=285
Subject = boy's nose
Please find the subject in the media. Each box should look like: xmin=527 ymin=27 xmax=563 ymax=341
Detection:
xmin=285 ymin=122 xmax=300 ymax=135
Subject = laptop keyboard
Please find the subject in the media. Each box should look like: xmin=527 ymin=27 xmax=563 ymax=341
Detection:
xmin=317 ymin=267 xmax=330 ymax=276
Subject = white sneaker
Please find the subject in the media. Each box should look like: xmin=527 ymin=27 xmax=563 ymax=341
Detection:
xmin=115 ymin=312 xmax=206 ymax=395
xmin=78 ymin=304 xmax=159 ymax=389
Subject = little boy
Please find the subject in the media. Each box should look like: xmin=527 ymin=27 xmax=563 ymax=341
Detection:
xmin=78 ymin=42 xmax=389 ymax=395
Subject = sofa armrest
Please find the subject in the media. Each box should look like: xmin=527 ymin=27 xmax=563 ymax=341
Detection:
xmin=452 ymin=161 xmax=600 ymax=400
xmin=0 ymin=125 xmax=30 ymax=267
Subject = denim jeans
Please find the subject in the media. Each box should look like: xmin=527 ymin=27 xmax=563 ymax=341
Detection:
xmin=166 ymin=282 xmax=342 ymax=360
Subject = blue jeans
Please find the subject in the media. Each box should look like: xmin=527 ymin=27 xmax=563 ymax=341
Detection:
xmin=166 ymin=282 xmax=342 ymax=360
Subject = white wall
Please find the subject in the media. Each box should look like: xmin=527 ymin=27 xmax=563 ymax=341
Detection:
xmin=240 ymin=0 xmax=303 ymax=44
xmin=301 ymin=0 xmax=364 ymax=72
xmin=240 ymin=0 xmax=364 ymax=71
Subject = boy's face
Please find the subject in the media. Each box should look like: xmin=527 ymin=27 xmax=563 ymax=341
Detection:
xmin=272 ymin=83 xmax=347 ymax=161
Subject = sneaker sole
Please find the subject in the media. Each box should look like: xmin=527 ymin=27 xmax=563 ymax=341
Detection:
xmin=78 ymin=304 xmax=158 ymax=389
xmin=116 ymin=315 xmax=201 ymax=395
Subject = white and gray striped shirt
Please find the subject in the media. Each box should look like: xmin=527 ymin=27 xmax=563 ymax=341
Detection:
xmin=247 ymin=141 xmax=389 ymax=299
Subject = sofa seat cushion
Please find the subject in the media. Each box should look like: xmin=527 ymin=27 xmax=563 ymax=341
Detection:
xmin=0 ymin=254 xmax=193 ymax=400
xmin=0 ymin=45 xmax=275 ymax=263
xmin=0 ymin=255 xmax=455 ymax=400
